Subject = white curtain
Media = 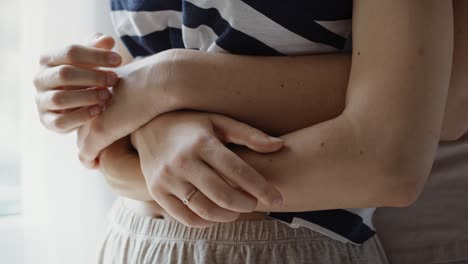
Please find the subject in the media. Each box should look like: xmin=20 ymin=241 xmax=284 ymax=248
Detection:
xmin=19 ymin=0 xmax=117 ymax=263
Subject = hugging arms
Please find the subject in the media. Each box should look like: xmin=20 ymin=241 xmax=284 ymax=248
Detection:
xmin=34 ymin=1 xmax=467 ymax=227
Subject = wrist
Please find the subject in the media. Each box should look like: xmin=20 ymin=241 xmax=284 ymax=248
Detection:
xmin=147 ymin=49 xmax=186 ymax=115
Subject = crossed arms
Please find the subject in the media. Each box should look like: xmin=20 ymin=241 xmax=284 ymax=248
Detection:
xmin=79 ymin=1 xmax=459 ymax=214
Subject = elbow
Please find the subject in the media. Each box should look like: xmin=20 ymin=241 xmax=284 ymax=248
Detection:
xmin=440 ymin=97 xmax=468 ymax=142
xmin=378 ymin=175 xmax=425 ymax=208
xmin=373 ymin=156 xmax=431 ymax=208
xmin=440 ymin=123 xmax=467 ymax=142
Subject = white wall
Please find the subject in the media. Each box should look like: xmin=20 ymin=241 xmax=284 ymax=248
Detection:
xmin=19 ymin=1 xmax=117 ymax=263
xmin=0 ymin=216 xmax=23 ymax=264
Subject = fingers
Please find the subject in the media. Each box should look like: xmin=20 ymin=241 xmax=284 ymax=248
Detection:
xmin=189 ymin=162 xmax=257 ymax=213
xmin=40 ymin=44 xmax=121 ymax=68
xmin=210 ymin=115 xmax=284 ymax=153
xmin=34 ymin=66 xmax=118 ymax=90
xmin=40 ymin=105 xmax=104 ymax=133
xmin=154 ymin=180 xmax=239 ymax=225
xmin=181 ymin=182 xmax=240 ymax=223
xmin=86 ymin=33 xmax=116 ymax=50
xmin=201 ymin=140 xmax=283 ymax=208
xmin=154 ymin=194 xmax=215 ymax=228
xmin=37 ymin=87 xmax=110 ymax=111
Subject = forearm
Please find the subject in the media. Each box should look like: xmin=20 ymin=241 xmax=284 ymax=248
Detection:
xmin=236 ymin=114 xmax=421 ymax=212
xmin=236 ymin=0 xmax=453 ymax=212
xmin=166 ymin=48 xmax=465 ymax=139
xmin=99 ymin=136 xmax=152 ymax=201
xmin=167 ymin=49 xmax=350 ymax=135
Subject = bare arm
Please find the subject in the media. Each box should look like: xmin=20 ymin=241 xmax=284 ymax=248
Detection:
xmin=128 ymin=0 xmax=454 ymax=213
xmin=166 ymin=52 xmax=350 ymax=136
xmin=247 ymin=0 xmax=453 ymax=211
xmin=442 ymin=0 xmax=468 ymax=141
xmin=80 ymin=1 xmax=464 ymax=166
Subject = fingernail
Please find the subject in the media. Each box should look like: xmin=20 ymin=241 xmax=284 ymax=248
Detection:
xmin=270 ymin=137 xmax=283 ymax=143
xmin=98 ymin=89 xmax=110 ymax=100
xmin=88 ymin=105 xmax=102 ymax=116
xmin=273 ymin=197 xmax=283 ymax=207
xmin=108 ymin=53 xmax=121 ymax=65
xmin=107 ymin=72 xmax=118 ymax=86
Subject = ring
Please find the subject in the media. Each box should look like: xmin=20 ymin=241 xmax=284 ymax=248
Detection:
xmin=182 ymin=188 xmax=198 ymax=205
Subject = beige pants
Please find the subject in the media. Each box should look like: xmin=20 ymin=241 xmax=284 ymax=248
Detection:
xmin=99 ymin=200 xmax=388 ymax=264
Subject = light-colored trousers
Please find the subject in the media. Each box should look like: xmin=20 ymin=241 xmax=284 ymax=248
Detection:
xmin=99 ymin=200 xmax=388 ymax=264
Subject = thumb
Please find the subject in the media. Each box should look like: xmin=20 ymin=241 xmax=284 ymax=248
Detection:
xmin=86 ymin=33 xmax=116 ymax=50
xmin=210 ymin=115 xmax=284 ymax=153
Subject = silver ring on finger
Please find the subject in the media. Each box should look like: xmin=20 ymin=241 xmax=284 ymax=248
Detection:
xmin=182 ymin=188 xmax=199 ymax=205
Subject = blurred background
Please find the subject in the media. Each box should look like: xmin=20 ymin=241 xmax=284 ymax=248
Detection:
xmin=0 ymin=0 xmax=117 ymax=263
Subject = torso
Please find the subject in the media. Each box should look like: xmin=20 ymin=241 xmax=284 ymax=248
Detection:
xmin=111 ymin=0 xmax=377 ymax=244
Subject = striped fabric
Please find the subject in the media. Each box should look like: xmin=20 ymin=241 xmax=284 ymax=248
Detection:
xmin=110 ymin=0 xmax=376 ymax=244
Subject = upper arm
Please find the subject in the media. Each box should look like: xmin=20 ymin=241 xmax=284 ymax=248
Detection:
xmin=441 ymin=0 xmax=468 ymax=141
xmin=345 ymin=1 xmax=453 ymax=190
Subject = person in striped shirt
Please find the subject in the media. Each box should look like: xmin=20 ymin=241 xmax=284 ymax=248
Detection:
xmin=33 ymin=1 xmax=465 ymax=263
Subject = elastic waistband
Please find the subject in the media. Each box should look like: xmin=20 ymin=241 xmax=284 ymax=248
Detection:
xmin=108 ymin=199 xmax=333 ymax=243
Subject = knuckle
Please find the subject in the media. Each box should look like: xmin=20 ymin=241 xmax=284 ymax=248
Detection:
xmin=57 ymin=65 xmax=74 ymax=82
xmin=170 ymin=154 xmax=189 ymax=168
xmin=194 ymin=133 xmax=213 ymax=147
xmin=194 ymin=135 xmax=218 ymax=157
xmin=49 ymin=91 xmax=65 ymax=107
xmin=50 ymin=116 xmax=68 ymax=132
xmin=64 ymin=45 xmax=81 ymax=62
xmin=156 ymin=164 xmax=172 ymax=178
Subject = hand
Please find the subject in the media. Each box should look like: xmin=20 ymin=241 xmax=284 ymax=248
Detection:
xmin=33 ymin=34 xmax=122 ymax=133
xmin=76 ymin=50 xmax=177 ymax=168
xmin=131 ymin=111 xmax=284 ymax=227
xmin=99 ymin=136 xmax=153 ymax=201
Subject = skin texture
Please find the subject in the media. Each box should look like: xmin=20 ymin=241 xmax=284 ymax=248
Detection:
xmin=33 ymin=35 xmax=291 ymax=224
xmin=33 ymin=34 xmax=122 ymax=133
xmin=33 ymin=2 xmax=464 ymax=225
xmin=442 ymin=0 xmax=468 ymax=141
xmin=131 ymin=112 xmax=286 ymax=227
xmin=97 ymin=0 xmax=454 ymax=223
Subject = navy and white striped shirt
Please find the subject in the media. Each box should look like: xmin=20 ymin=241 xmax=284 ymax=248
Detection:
xmin=110 ymin=0 xmax=376 ymax=244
